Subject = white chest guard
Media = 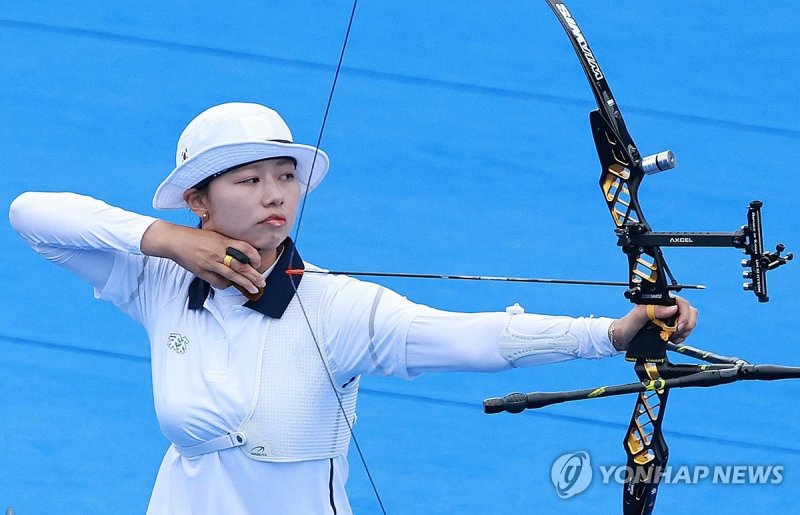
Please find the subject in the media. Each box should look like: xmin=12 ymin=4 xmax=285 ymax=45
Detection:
xmin=235 ymin=273 xmax=359 ymax=462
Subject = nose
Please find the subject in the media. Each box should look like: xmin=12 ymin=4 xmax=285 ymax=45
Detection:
xmin=260 ymin=176 xmax=284 ymax=207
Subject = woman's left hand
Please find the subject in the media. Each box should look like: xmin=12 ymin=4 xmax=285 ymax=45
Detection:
xmin=611 ymin=295 xmax=699 ymax=351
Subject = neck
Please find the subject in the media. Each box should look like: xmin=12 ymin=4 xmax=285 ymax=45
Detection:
xmin=257 ymin=246 xmax=281 ymax=274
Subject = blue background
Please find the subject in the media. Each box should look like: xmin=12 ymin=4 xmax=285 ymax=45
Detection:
xmin=1 ymin=1 xmax=798 ymax=513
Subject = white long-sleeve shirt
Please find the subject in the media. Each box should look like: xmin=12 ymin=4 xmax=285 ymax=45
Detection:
xmin=9 ymin=192 xmax=617 ymax=515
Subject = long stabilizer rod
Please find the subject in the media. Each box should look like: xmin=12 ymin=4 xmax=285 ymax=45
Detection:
xmin=484 ymin=363 xmax=800 ymax=414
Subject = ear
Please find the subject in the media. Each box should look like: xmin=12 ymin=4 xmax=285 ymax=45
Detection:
xmin=183 ymin=188 xmax=209 ymax=218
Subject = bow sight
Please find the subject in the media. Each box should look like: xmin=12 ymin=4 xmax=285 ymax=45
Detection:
xmin=484 ymin=2 xmax=795 ymax=514
xmin=615 ymin=198 xmax=792 ymax=304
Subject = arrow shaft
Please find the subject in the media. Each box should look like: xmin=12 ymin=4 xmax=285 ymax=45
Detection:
xmin=286 ymin=269 xmax=705 ymax=289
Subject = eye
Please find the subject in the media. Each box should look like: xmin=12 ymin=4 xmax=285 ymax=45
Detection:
xmin=280 ymin=172 xmax=296 ymax=181
xmin=238 ymin=177 xmax=259 ymax=184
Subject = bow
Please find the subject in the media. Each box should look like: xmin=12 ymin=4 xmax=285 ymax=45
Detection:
xmin=483 ymin=2 xmax=794 ymax=514
xmin=279 ymin=1 xmax=795 ymax=513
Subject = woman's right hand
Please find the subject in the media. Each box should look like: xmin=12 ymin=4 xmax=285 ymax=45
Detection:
xmin=141 ymin=221 xmax=265 ymax=294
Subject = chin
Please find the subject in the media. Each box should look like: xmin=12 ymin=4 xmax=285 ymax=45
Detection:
xmin=252 ymin=234 xmax=288 ymax=252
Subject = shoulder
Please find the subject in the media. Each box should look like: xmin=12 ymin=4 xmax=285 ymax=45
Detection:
xmin=137 ymin=254 xmax=195 ymax=300
xmin=296 ymin=262 xmax=386 ymax=322
xmin=301 ymin=261 xmax=378 ymax=296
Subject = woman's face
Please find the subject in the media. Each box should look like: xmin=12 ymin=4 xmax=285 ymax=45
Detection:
xmin=191 ymin=157 xmax=301 ymax=253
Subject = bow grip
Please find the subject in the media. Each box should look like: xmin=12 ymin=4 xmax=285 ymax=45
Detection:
xmin=624 ymin=301 xmax=678 ymax=363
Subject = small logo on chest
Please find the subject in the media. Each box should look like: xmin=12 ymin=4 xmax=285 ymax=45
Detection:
xmin=167 ymin=333 xmax=190 ymax=354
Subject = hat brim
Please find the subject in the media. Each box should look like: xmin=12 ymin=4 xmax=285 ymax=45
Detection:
xmin=153 ymin=141 xmax=329 ymax=209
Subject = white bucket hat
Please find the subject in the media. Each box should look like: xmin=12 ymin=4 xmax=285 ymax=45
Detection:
xmin=153 ymin=102 xmax=329 ymax=209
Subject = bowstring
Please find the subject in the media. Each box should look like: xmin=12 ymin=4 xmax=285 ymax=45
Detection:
xmin=290 ymin=0 xmax=357 ymax=252
xmin=284 ymin=1 xmax=388 ymax=513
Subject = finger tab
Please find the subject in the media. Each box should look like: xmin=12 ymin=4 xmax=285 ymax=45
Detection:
xmin=225 ymin=247 xmax=250 ymax=265
xmin=233 ymin=284 xmax=264 ymax=301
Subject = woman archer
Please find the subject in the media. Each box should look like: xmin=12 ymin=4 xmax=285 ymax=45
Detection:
xmin=9 ymin=102 xmax=697 ymax=514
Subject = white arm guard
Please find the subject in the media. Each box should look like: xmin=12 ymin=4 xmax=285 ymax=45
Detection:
xmin=498 ymin=303 xmax=582 ymax=367
xmin=405 ymin=302 xmax=616 ymax=375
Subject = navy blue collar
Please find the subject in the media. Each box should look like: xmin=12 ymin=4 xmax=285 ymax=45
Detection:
xmin=187 ymin=237 xmax=304 ymax=319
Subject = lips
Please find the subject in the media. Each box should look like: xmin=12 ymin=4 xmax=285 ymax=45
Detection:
xmin=261 ymin=214 xmax=286 ymax=227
